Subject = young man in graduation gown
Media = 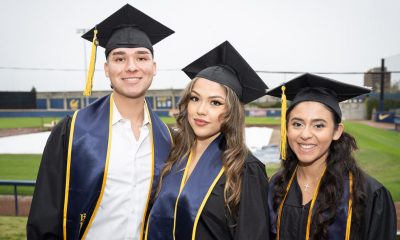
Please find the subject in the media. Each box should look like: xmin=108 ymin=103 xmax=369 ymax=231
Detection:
xmin=27 ymin=4 xmax=174 ymax=240
xmin=267 ymin=73 xmax=397 ymax=240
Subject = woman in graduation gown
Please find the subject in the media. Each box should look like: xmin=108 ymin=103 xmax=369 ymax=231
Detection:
xmin=145 ymin=41 xmax=271 ymax=240
xmin=267 ymin=73 xmax=397 ymax=240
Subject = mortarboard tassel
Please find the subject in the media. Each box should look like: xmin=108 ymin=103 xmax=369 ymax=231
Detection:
xmin=83 ymin=29 xmax=98 ymax=96
xmin=280 ymin=86 xmax=287 ymax=160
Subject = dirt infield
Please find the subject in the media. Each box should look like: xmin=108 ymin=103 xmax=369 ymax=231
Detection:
xmin=354 ymin=120 xmax=396 ymax=130
xmin=397 ymin=203 xmax=400 ymax=230
xmin=0 ymin=128 xmax=45 ymax=138
xmin=0 ymin=196 xmax=32 ymax=216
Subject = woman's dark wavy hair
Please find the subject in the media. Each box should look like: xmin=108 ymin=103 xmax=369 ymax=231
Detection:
xmin=272 ymin=100 xmax=366 ymax=240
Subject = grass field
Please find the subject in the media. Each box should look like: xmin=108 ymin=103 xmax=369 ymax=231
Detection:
xmin=0 ymin=217 xmax=27 ymax=240
xmin=0 ymin=155 xmax=41 ymax=195
xmin=344 ymin=121 xmax=400 ymax=200
xmin=0 ymin=117 xmax=60 ymax=129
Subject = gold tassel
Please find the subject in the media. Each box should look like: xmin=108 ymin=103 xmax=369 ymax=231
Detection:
xmin=83 ymin=29 xmax=98 ymax=96
xmin=280 ymin=86 xmax=287 ymax=160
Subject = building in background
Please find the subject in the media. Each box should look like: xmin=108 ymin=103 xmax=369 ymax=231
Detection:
xmin=0 ymin=89 xmax=371 ymax=120
xmin=364 ymin=67 xmax=391 ymax=92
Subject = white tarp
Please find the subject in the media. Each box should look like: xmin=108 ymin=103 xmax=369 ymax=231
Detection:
xmin=0 ymin=127 xmax=277 ymax=162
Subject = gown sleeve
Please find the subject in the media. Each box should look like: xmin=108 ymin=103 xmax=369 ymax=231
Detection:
xmin=362 ymin=175 xmax=397 ymax=240
xmin=26 ymin=116 xmax=71 ymax=240
xmin=234 ymin=155 xmax=271 ymax=240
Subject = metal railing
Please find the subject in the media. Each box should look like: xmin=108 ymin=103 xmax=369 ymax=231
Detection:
xmin=0 ymin=180 xmax=35 ymax=216
xmin=0 ymin=180 xmax=399 ymax=237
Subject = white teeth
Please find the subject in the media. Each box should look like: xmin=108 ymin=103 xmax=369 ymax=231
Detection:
xmin=300 ymin=144 xmax=314 ymax=149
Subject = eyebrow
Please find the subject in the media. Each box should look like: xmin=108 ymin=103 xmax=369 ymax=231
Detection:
xmin=191 ymin=90 xmax=225 ymax=100
xmin=290 ymin=117 xmax=327 ymax=123
xmin=136 ymin=50 xmax=151 ymax=55
xmin=111 ymin=51 xmax=126 ymax=56
xmin=111 ymin=50 xmax=151 ymax=56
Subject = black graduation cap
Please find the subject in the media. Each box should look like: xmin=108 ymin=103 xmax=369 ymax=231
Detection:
xmin=80 ymin=4 xmax=174 ymax=96
xmin=266 ymin=73 xmax=370 ymax=160
xmin=182 ymin=41 xmax=268 ymax=104
xmin=267 ymin=73 xmax=371 ymax=120
xmin=82 ymin=3 xmax=174 ymax=57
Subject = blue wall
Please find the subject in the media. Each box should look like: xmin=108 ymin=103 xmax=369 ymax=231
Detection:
xmin=36 ymin=99 xmax=47 ymax=109
xmin=50 ymin=99 xmax=64 ymax=109
xmin=175 ymin=96 xmax=181 ymax=107
xmin=0 ymin=110 xmax=171 ymax=118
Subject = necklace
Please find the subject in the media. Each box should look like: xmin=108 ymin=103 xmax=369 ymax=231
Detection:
xmin=303 ymin=183 xmax=312 ymax=192
xmin=276 ymin=165 xmax=327 ymax=240
xmin=276 ymin=166 xmax=354 ymax=240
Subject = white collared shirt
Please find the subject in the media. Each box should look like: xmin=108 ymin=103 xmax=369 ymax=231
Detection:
xmin=86 ymin=101 xmax=152 ymax=240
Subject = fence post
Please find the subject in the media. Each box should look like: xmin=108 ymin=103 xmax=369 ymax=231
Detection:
xmin=13 ymin=184 xmax=19 ymax=216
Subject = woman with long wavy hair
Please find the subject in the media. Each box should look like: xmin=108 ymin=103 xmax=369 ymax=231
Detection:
xmin=145 ymin=41 xmax=271 ymax=240
xmin=267 ymin=73 xmax=396 ymax=240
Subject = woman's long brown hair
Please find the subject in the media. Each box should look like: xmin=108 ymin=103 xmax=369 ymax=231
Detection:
xmin=157 ymin=78 xmax=248 ymax=217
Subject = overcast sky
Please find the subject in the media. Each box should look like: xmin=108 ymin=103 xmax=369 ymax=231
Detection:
xmin=1 ymin=0 xmax=400 ymax=92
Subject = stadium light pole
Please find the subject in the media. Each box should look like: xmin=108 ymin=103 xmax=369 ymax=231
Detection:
xmin=76 ymin=28 xmax=89 ymax=106
xmin=379 ymin=58 xmax=385 ymax=112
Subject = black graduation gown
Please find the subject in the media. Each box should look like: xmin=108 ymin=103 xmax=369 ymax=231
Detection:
xmin=27 ymin=116 xmax=71 ymax=239
xmin=269 ymin=173 xmax=397 ymax=240
xmin=194 ymin=154 xmax=271 ymax=240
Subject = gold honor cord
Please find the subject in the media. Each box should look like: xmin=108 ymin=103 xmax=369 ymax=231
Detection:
xmin=276 ymin=165 xmax=298 ymax=240
xmin=172 ymin=152 xmax=193 ymax=240
xmin=140 ymin=102 xmax=155 ymax=240
xmin=63 ymin=111 xmax=78 ymax=240
xmin=81 ymin=94 xmax=114 ymax=239
xmin=305 ymin=166 xmax=327 ymax=240
xmin=276 ymin=165 xmax=327 ymax=240
xmin=276 ymin=167 xmax=353 ymax=240
xmin=345 ymin=172 xmax=353 ymax=240
xmin=192 ymin=168 xmax=225 ymax=240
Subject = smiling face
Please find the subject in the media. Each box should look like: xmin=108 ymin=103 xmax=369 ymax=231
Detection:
xmin=187 ymin=78 xmax=227 ymax=142
xmin=287 ymin=101 xmax=343 ymax=166
xmin=104 ymin=47 xmax=156 ymax=99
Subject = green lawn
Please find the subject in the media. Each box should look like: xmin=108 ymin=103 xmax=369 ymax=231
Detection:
xmin=344 ymin=121 xmax=400 ymax=201
xmin=245 ymin=117 xmax=280 ymax=125
xmin=160 ymin=116 xmax=177 ymax=125
xmin=0 ymin=117 xmax=60 ymax=129
xmin=266 ymin=163 xmax=280 ymax=177
xmin=0 ymin=155 xmax=41 ymax=195
xmin=0 ymin=217 xmax=27 ymax=240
